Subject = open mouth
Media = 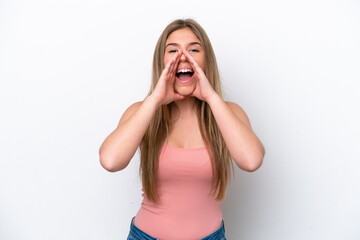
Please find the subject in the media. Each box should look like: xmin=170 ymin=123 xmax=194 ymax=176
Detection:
xmin=176 ymin=68 xmax=194 ymax=82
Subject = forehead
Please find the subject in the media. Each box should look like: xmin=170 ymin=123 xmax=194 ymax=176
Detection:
xmin=165 ymin=28 xmax=201 ymax=45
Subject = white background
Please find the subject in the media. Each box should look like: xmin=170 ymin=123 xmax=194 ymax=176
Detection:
xmin=1 ymin=0 xmax=359 ymax=239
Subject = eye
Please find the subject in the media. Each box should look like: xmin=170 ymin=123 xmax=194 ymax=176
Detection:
xmin=168 ymin=49 xmax=178 ymax=53
xmin=189 ymin=49 xmax=199 ymax=52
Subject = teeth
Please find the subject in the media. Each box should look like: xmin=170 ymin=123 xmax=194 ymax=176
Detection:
xmin=177 ymin=69 xmax=193 ymax=73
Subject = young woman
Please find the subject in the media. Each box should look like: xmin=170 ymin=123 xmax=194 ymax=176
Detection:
xmin=99 ymin=19 xmax=265 ymax=240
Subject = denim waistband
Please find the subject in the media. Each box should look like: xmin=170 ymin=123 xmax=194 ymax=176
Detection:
xmin=129 ymin=217 xmax=159 ymax=240
xmin=128 ymin=217 xmax=225 ymax=240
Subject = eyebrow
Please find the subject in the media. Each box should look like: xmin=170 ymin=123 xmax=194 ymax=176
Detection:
xmin=165 ymin=42 xmax=202 ymax=48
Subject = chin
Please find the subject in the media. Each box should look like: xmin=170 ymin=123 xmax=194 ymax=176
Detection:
xmin=174 ymin=84 xmax=196 ymax=96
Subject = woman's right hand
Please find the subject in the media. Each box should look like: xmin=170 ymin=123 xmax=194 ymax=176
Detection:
xmin=151 ymin=51 xmax=185 ymax=106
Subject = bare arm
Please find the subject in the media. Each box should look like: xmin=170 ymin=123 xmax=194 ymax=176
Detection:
xmin=99 ymin=96 xmax=161 ymax=172
xmin=99 ymin=51 xmax=184 ymax=172
xmin=208 ymin=95 xmax=265 ymax=172
xmin=182 ymin=50 xmax=265 ymax=172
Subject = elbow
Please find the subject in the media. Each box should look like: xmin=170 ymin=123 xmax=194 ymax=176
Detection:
xmin=99 ymin=154 xmax=127 ymax=172
xmin=237 ymin=148 xmax=265 ymax=172
xmin=99 ymin=156 xmax=117 ymax=172
xmin=247 ymin=148 xmax=265 ymax=172
xmin=246 ymin=157 xmax=263 ymax=172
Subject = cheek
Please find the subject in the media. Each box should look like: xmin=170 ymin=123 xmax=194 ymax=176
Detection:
xmin=163 ymin=54 xmax=172 ymax=67
xmin=196 ymin=59 xmax=205 ymax=71
xmin=200 ymin=61 xmax=205 ymax=71
xmin=193 ymin=55 xmax=205 ymax=71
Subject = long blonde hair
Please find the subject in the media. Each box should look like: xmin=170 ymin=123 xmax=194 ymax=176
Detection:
xmin=140 ymin=19 xmax=234 ymax=203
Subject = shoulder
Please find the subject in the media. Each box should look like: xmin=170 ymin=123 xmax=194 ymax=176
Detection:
xmin=126 ymin=101 xmax=143 ymax=111
xmin=118 ymin=101 xmax=143 ymax=125
xmin=225 ymin=101 xmax=252 ymax=129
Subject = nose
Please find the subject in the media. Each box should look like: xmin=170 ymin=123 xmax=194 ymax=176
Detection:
xmin=179 ymin=52 xmax=187 ymax=62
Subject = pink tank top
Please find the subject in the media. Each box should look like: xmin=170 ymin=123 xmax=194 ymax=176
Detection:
xmin=134 ymin=142 xmax=223 ymax=240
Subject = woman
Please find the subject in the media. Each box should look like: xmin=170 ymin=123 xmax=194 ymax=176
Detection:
xmin=99 ymin=19 xmax=265 ymax=240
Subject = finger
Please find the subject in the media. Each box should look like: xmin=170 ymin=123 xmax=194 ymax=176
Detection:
xmin=173 ymin=51 xmax=181 ymax=73
xmin=183 ymin=50 xmax=205 ymax=79
xmin=168 ymin=53 xmax=176 ymax=75
xmin=163 ymin=57 xmax=173 ymax=75
xmin=168 ymin=53 xmax=178 ymax=75
xmin=183 ymin=50 xmax=200 ymax=70
xmin=172 ymin=51 xmax=181 ymax=74
xmin=168 ymin=59 xmax=174 ymax=76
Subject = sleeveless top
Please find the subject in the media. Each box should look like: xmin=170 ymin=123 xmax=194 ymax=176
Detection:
xmin=134 ymin=142 xmax=223 ymax=240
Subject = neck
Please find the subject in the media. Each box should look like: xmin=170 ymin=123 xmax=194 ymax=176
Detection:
xmin=172 ymin=96 xmax=198 ymax=118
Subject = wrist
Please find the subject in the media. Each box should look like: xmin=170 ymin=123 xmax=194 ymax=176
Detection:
xmin=205 ymin=90 xmax=220 ymax=104
xmin=145 ymin=94 xmax=162 ymax=109
xmin=206 ymin=91 xmax=222 ymax=107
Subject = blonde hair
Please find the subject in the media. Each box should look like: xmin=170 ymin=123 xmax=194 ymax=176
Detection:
xmin=140 ymin=19 xmax=234 ymax=203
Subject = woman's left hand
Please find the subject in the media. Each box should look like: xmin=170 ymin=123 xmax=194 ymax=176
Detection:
xmin=182 ymin=50 xmax=217 ymax=102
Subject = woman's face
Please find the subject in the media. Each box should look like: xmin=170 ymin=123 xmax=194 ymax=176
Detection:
xmin=164 ymin=28 xmax=205 ymax=96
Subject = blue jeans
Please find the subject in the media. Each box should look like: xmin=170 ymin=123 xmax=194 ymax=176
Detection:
xmin=127 ymin=217 xmax=226 ymax=240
